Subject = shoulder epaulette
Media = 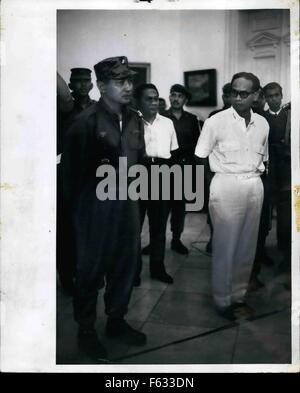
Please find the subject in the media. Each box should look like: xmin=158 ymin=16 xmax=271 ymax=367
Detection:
xmin=129 ymin=107 xmax=144 ymax=118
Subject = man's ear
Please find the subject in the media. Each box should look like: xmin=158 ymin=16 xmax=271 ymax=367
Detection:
xmin=97 ymin=80 xmax=106 ymax=95
xmin=253 ymin=91 xmax=259 ymax=101
xmin=88 ymin=82 xmax=93 ymax=92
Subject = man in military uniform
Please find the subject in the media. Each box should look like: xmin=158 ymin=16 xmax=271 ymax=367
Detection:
xmin=165 ymin=84 xmax=200 ymax=254
xmin=263 ymin=82 xmax=291 ymax=274
xmin=61 ymin=56 xmax=147 ymax=362
xmin=65 ymin=68 xmax=96 ymax=127
xmin=57 ymin=68 xmax=96 ymax=296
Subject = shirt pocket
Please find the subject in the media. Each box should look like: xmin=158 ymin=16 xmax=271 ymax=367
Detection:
xmin=218 ymin=141 xmax=240 ymax=164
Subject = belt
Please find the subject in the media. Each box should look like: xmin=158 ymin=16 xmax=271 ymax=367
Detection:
xmin=215 ymin=172 xmax=261 ymax=179
xmin=143 ymin=157 xmax=170 ymax=165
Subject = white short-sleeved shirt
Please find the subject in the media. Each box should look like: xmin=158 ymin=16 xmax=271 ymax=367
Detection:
xmin=195 ymin=107 xmax=269 ymax=174
xmin=143 ymin=113 xmax=179 ymax=159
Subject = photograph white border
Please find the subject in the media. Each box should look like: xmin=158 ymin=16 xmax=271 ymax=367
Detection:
xmin=1 ymin=0 xmax=299 ymax=373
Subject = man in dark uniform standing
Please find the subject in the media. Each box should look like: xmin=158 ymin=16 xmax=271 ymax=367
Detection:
xmin=57 ymin=68 xmax=96 ymax=296
xmin=66 ymin=68 xmax=96 ymax=126
xmin=165 ymin=84 xmax=200 ymax=254
xmin=61 ymin=56 xmax=147 ymax=362
xmin=263 ymin=82 xmax=291 ymax=274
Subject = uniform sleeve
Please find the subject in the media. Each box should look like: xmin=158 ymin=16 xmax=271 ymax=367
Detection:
xmin=263 ymin=123 xmax=269 ymax=162
xmin=195 ymin=118 xmax=216 ymax=158
xmin=192 ymin=116 xmax=201 ymax=149
xmin=61 ymin=119 xmax=90 ymax=203
xmin=170 ymin=122 xmax=179 ymax=151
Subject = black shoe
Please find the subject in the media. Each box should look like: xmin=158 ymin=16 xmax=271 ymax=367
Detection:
xmin=216 ymin=305 xmax=237 ymax=321
xmin=133 ymin=276 xmax=141 ymax=287
xmin=262 ymin=254 xmax=274 ymax=267
xmin=141 ymin=244 xmax=150 ymax=255
xmin=78 ymin=328 xmax=108 ymax=361
xmin=60 ymin=278 xmax=75 ymax=296
xmin=205 ymin=240 xmax=212 ymax=254
xmin=106 ymin=319 xmax=147 ymax=346
xmin=232 ymin=302 xmax=255 ymax=318
xmin=171 ymin=239 xmax=189 ymax=255
xmin=151 ymin=271 xmax=174 ymax=284
xmin=247 ymin=276 xmax=265 ymax=293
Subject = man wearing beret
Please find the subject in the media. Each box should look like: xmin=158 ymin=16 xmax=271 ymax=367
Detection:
xmin=66 ymin=68 xmax=96 ymax=123
xmin=61 ymin=56 xmax=147 ymax=362
xmin=165 ymin=84 xmax=200 ymax=254
xmin=57 ymin=68 xmax=96 ymax=297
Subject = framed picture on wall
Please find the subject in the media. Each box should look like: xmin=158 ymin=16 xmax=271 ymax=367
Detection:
xmin=184 ymin=69 xmax=217 ymax=106
xmin=129 ymin=62 xmax=151 ymax=89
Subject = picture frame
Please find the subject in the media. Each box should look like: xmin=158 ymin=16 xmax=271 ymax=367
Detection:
xmin=184 ymin=69 xmax=217 ymax=106
xmin=129 ymin=62 xmax=151 ymax=89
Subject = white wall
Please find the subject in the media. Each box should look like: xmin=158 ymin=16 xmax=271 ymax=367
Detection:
xmin=57 ymin=9 xmax=290 ymax=120
xmin=57 ymin=10 xmax=227 ymax=120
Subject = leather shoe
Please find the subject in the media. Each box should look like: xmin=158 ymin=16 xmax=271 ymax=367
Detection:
xmin=232 ymin=302 xmax=255 ymax=318
xmin=106 ymin=319 xmax=147 ymax=346
xmin=78 ymin=328 xmax=108 ymax=361
xmin=205 ymin=239 xmax=212 ymax=254
xmin=141 ymin=244 xmax=150 ymax=255
xmin=151 ymin=271 xmax=174 ymax=284
xmin=133 ymin=276 xmax=141 ymax=287
xmin=216 ymin=305 xmax=237 ymax=321
xmin=262 ymin=254 xmax=274 ymax=267
xmin=171 ymin=239 xmax=188 ymax=255
xmin=248 ymin=276 xmax=264 ymax=293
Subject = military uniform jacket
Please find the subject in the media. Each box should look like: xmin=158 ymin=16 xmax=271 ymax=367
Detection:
xmin=164 ymin=109 xmax=200 ymax=164
xmin=61 ymin=98 xmax=145 ymax=274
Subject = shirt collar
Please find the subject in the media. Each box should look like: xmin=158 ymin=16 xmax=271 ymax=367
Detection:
xmin=143 ymin=113 xmax=160 ymax=126
xmin=231 ymin=106 xmax=255 ymax=125
xmin=268 ymin=107 xmax=282 ymax=115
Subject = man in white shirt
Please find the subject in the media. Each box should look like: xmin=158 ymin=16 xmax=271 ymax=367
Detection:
xmin=134 ymin=83 xmax=179 ymax=284
xmin=195 ymin=72 xmax=269 ymax=320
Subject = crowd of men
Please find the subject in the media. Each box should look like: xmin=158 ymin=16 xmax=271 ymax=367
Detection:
xmin=57 ymin=56 xmax=291 ymax=362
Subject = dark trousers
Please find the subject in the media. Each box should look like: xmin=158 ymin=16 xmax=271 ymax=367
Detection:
xmin=251 ymin=175 xmax=271 ymax=278
xmin=170 ymin=198 xmax=185 ymax=239
xmin=72 ymin=198 xmax=140 ymax=329
xmin=56 ymin=164 xmax=76 ymax=289
xmin=277 ymin=190 xmax=291 ymax=270
xmin=135 ymin=158 xmax=171 ymax=277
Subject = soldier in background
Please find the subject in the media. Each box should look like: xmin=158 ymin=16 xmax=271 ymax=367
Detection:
xmin=248 ymin=87 xmax=273 ymax=292
xmin=65 ymin=67 xmax=96 ymax=128
xmin=263 ymin=82 xmax=291 ymax=275
xmin=57 ymin=68 xmax=96 ymax=296
xmin=252 ymin=87 xmax=266 ymax=116
xmin=158 ymin=97 xmax=167 ymax=115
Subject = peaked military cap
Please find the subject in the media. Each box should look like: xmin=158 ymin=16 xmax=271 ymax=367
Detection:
xmin=94 ymin=56 xmax=137 ymax=81
xmin=70 ymin=68 xmax=92 ymax=80
xmin=170 ymin=84 xmax=192 ymax=100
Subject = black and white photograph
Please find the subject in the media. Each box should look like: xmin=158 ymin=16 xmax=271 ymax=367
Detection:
xmin=1 ymin=0 xmax=300 ymax=374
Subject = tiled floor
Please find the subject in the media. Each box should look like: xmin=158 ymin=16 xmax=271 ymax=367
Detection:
xmin=56 ymin=212 xmax=291 ymax=365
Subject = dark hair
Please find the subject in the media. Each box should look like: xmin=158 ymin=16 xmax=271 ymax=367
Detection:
xmin=231 ymin=72 xmax=260 ymax=92
xmin=263 ymin=82 xmax=283 ymax=96
xmin=134 ymin=83 xmax=159 ymax=102
xmin=222 ymin=83 xmax=232 ymax=94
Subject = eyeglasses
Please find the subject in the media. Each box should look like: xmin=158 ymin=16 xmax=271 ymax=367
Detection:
xmin=231 ymin=89 xmax=254 ymax=99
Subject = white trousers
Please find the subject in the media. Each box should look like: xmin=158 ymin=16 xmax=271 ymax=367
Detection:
xmin=209 ymin=173 xmax=264 ymax=308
